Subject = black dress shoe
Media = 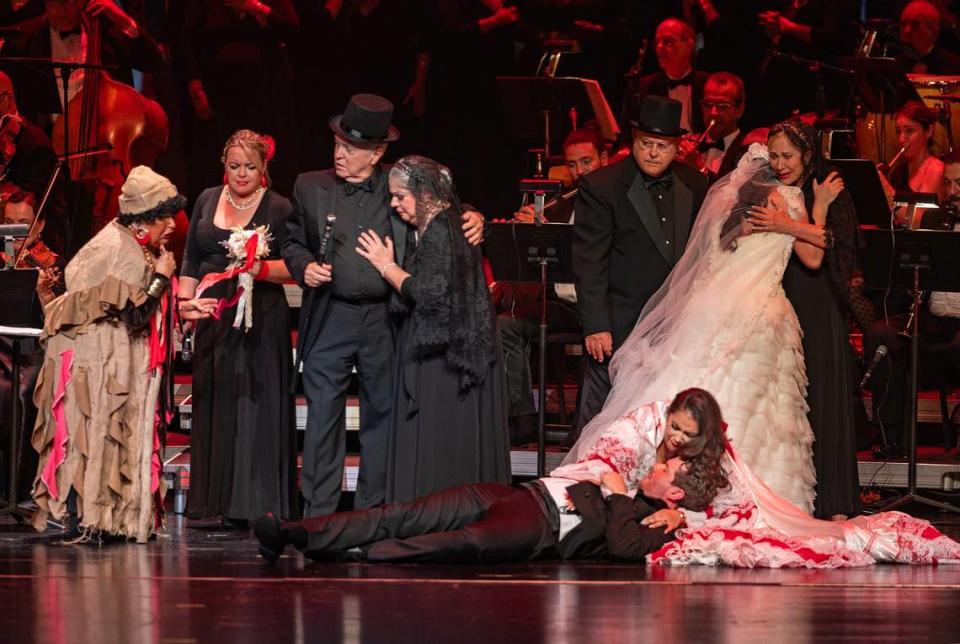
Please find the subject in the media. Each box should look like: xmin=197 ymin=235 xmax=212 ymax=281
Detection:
xmin=254 ymin=513 xmax=287 ymax=563
xmin=221 ymin=516 xmax=249 ymax=530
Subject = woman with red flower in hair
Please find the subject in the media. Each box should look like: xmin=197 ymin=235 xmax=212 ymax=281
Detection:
xmin=178 ymin=129 xmax=298 ymax=527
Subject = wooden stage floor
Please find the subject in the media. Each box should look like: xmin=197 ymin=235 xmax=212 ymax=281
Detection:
xmin=2 ymin=508 xmax=960 ymax=643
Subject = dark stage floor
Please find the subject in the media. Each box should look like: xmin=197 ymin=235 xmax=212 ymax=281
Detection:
xmin=2 ymin=509 xmax=960 ymax=644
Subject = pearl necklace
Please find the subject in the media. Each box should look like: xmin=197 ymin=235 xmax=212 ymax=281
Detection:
xmin=225 ymin=185 xmax=264 ymax=210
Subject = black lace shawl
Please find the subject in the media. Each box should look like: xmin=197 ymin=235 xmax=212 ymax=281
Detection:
xmin=800 ymin=160 xmax=870 ymax=328
xmin=394 ymin=206 xmax=497 ymax=393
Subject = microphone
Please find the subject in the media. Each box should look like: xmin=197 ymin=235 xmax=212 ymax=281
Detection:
xmin=759 ymin=34 xmax=780 ymax=75
xmin=859 ymin=345 xmax=888 ymax=389
xmin=318 ymin=213 xmax=336 ymax=265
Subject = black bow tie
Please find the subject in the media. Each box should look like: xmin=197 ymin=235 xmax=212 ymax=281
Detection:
xmin=344 ymin=179 xmax=374 ymax=196
xmin=643 ymin=172 xmax=673 ymax=191
xmin=666 ymin=74 xmax=692 ymax=89
xmin=699 ymin=138 xmax=726 ymax=153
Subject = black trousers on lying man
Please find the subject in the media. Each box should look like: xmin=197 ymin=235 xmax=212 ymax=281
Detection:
xmin=255 ymin=458 xmax=705 ymax=564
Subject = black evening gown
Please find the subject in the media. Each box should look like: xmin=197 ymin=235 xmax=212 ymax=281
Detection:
xmin=783 ymin=255 xmax=862 ymax=518
xmin=182 ymin=187 xmax=298 ymax=521
xmin=386 ymin=215 xmax=511 ymax=504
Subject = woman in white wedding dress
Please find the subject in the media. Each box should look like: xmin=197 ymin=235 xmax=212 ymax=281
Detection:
xmin=565 ymin=141 xmax=842 ymax=514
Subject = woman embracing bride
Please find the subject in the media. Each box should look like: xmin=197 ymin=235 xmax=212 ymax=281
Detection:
xmin=566 ymin=138 xmax=843 ymax=514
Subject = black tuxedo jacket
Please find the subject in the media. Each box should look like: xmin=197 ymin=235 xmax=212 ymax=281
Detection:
xmin=636 ymin=70 xmax=710 ymax=134
xmin=556 ymin=481 xmax=673 ymax=560
xmin=712 ymin=130 xmax=750 ymax=183
xmin=573 ymin=157 xmax=707 ymax=349
xmin=282 ymin=166 xmax=410 ymax=369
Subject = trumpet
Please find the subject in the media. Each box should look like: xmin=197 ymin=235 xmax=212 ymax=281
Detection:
xmin=696 ymin=119 xmax=717 ymax=148
xmin=681 ymin=119 xmax=716 ymax=175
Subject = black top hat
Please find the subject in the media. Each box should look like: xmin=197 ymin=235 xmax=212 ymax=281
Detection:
xmin=329 ymin=93 xmax=400 ymax=145
xmin=627 ymin=95 xmax=687 ymax=137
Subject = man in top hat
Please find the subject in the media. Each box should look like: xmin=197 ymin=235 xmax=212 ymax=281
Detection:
xmin=573 ymin=96 xmax=708 ymax=431
xmin=283 ymin=93 xmax=485 ymax=518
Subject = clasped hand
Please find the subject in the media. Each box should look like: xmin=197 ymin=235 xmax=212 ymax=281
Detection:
xmin=746 ymin=204 xmax=792 ymax=234
xmin=813 ymin=171 xmax=844 ymax=208
xmin=356 ymin=229 xmax=395 ymax=271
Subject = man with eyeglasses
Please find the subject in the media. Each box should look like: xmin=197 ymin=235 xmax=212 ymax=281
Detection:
xmin=897 ymin=0 xmax=960 ymax=74
xmin=636 ymin=18 xmax=708 ymax=135
xmin=676 ymin=71 xmax=748 ymax=182
xmin=572 ymin=96 xmax=707 ymax=430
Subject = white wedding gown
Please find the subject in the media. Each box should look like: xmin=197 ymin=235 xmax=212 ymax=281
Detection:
xmin=566 ymin=144 xmax=816 ymax=513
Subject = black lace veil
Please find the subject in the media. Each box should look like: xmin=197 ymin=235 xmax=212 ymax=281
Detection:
xmin=389 ymin=156 xmax=497 ymax=391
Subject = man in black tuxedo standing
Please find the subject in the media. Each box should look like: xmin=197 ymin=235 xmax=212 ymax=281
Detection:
xmin=283 ymin=94 xmax=484 ymax=518
xmin=573 ymin=96 xmax=708 ymax=430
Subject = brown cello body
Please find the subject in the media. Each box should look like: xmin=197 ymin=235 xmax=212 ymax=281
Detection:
xmin=51 ymin=16 xmax=170 ymax=236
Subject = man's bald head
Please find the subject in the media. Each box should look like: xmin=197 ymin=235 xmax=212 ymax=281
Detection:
xmin=901 ymin=0 xmax=942 ymax=56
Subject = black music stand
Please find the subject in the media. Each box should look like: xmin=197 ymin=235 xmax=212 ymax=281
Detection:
xmin=0 ymin=268 xmax=40 ymax=518
xmin=860 ymin=229 xmax=960 ymax=514
xmin=495 ymin=76 xmax=619 ymax=158
xmin=841 ymin=57 xmax=921 ymax=162
xmin=485 ymin=221 xmax=575 ymax=477
xmin=830 ymin=159 xmax=894 ymax=228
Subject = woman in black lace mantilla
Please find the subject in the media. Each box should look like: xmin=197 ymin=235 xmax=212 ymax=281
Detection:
xmin=357 ymin=155 xmax=510 ymax=503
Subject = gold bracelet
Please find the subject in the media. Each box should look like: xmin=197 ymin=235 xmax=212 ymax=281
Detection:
xmin=145 ymin=273 xmax=170 ymax=298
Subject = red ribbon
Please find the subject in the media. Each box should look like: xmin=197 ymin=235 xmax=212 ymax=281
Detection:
xmin=195 ymin=233 xmax=259 ymax=300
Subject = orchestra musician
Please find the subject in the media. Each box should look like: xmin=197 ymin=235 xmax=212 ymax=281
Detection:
xmin=502 ymin=127 xmax=609 ymax=445
xmin=675 ymin=71 xmax=748 ymax=182
xmin=3 ymin=0 xmax=163 ymax=113
xmin=0 ymin=189 xmax=64 ymax=505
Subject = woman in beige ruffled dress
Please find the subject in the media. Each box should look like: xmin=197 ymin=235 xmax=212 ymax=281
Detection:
xmin=30 ymin=167 xmax=216 ymax=542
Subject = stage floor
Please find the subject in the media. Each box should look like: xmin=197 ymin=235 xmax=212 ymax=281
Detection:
xmin=2 ymin=510 xmax=960 ymax=643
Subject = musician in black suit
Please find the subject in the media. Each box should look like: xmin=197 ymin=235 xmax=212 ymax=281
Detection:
xmin=3 ymin=0 xmax=162 ymax=117
xmin=282 ymin=94 xmax=484 ymax=518
xmin=573 ymin=96 xmax=708 ymax=430
xmin=635 ymin=18 xmax=709 ymax=134
xmin=675 ymin=71 xmax=749 ymax=183
xmin=254 ymin=457 xmax=713 ymax=563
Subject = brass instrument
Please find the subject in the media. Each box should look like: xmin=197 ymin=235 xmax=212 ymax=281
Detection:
xmin=683 ymin=119 xmax=716 ymax=175
xmin=877 ymin=144 xmax=907 ymax=177
xmin=696 ymin=119 xmax=717 ymax=148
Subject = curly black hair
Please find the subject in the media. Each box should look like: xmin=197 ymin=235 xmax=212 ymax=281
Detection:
xmin=117 ymin=194 xmax=187 ymax=227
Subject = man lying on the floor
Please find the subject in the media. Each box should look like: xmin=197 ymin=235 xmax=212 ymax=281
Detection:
xmin=255 ymin=457 xmax=715 ymax=563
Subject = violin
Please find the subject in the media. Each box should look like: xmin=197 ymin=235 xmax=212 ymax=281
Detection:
xmin=15 ymin=239 xmax=58 ymax=270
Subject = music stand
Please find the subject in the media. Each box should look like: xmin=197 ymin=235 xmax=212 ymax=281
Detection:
xmin=495 ymin=76 xmax=620 ymax=158
xmin=0 ymin=268 xmax=40 ymax=517
xmin=485 ymin=221 xmax=575 ymax=477
xmin=860 ymin=229 xmax=960 ymax=514
xmin=830 ymin=159 xmax=894 ymax=228
xmin=841 ymin=57 xmax=921 ymax=161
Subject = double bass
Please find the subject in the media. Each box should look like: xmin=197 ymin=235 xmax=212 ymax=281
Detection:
xmin=51 ymin=13 xmax=169 ymax=234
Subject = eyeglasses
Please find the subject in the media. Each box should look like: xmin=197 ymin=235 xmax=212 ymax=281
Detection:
xmin=636 ymin=138 xmax=676 ymax=153
xmin=655 ymin=37 xmax=685 ymax=47
xmin=701 ymin=100 xmax=741 ymax=112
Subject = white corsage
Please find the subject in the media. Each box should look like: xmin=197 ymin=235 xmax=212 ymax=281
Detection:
xmin=221 ymin=225 xmax=273 ymax=330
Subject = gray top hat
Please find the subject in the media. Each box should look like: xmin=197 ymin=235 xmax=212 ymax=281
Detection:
xmin=329 ymin=93 xmax=401 ymax=144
